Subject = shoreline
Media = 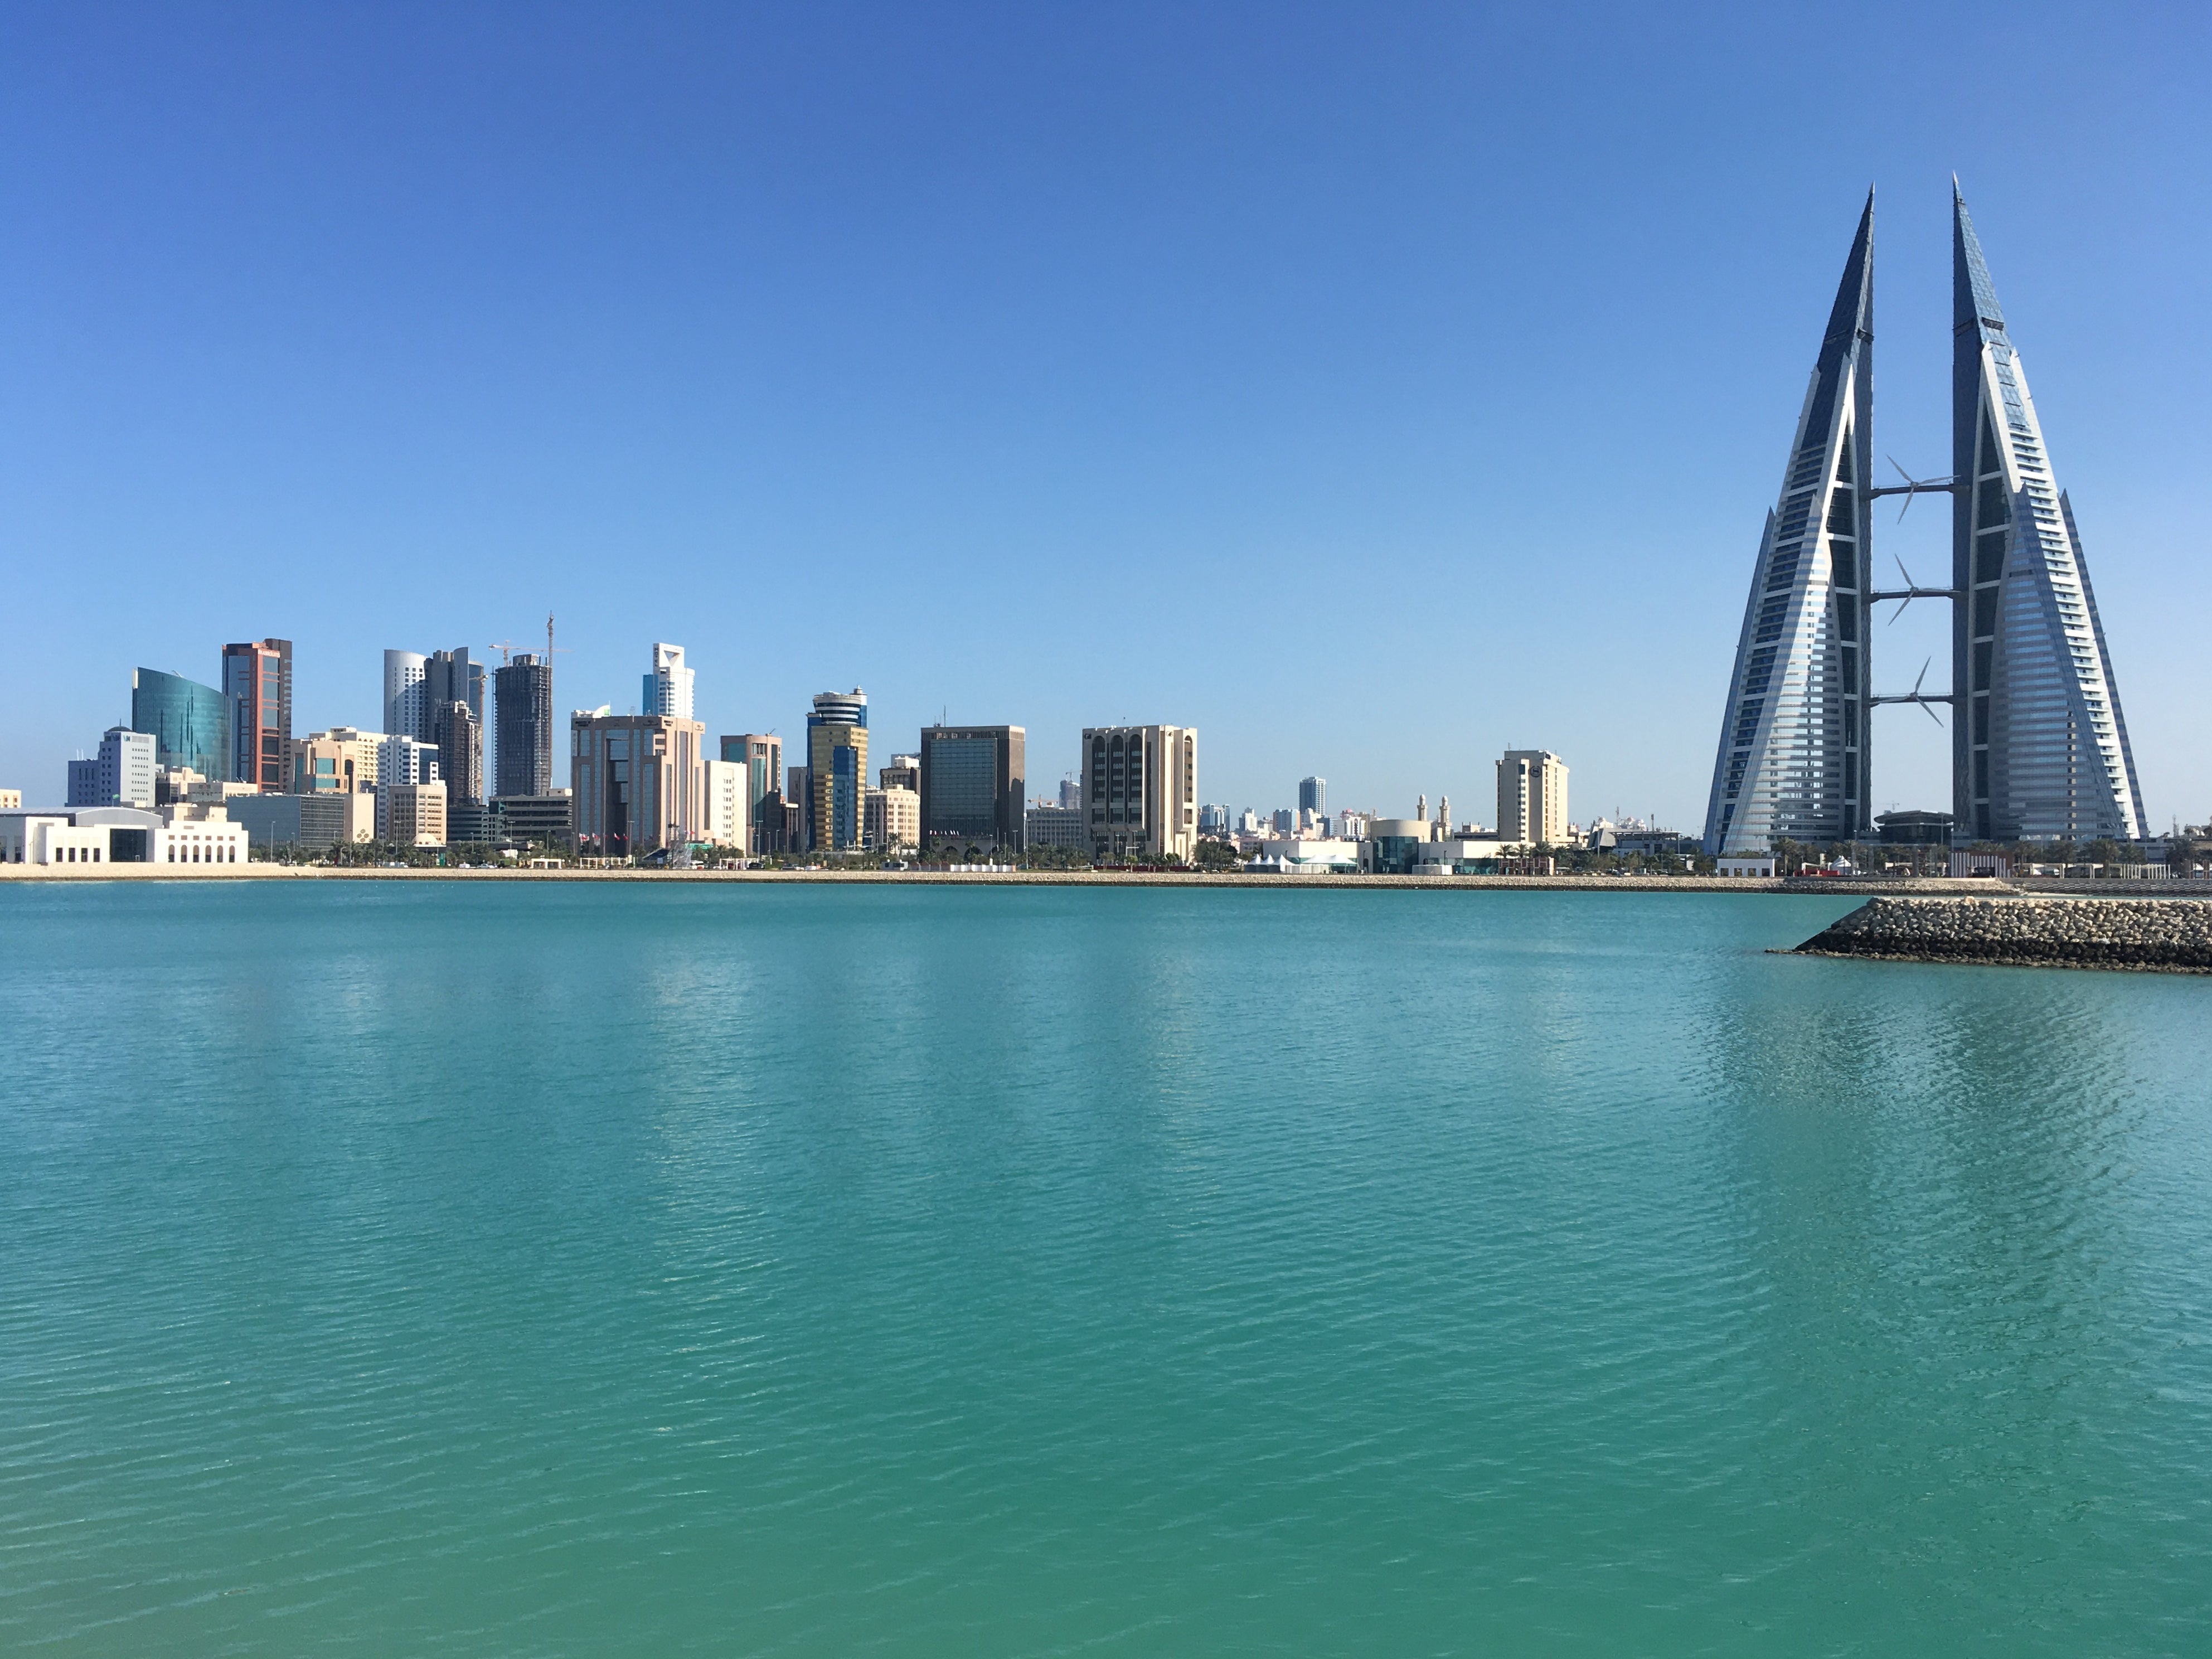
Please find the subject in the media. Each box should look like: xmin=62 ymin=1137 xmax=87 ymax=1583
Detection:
xmin=0 ymin=865 xmax=2085 ymax=896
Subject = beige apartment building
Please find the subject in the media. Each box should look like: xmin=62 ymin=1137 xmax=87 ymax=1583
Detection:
xmin=865 ymin=784 xmax=919 ymax=851
xmin=1081 ymin=725 xmax=1197 ymax=862
xmin=1496 ymin=750 xmax=1569 ymax=847
xmin=377 ymin=780 xmax=448 ymax=847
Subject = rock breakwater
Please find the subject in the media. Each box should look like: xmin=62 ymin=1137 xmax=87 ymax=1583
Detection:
xmin=1795 ymin=896 xmax=2212 ymax=973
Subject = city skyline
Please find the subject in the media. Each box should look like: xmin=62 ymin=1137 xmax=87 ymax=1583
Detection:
xmin=3 ymin=8 xmax=2207 ymax=826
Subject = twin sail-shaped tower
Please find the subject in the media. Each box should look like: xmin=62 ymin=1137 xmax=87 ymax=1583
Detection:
xmin=1704 ymin=185 xmax=2143 ymax=853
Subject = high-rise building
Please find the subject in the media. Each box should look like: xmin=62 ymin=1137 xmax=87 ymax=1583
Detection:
xmin=1080 ymin=725 xmax=1197 ymax=862
xmin=1497 ymin=750 xmax=1568 ymax=846
xmin=1299 ymin=777 xmax=1327 ymax=818
xmin=1950 ymin=186 xmax=2143 ymax=842
xmin=643 ymin=643 xmax=694 ymax=721
xmin=1198 ymin=803 xmax=1230 ymax=835
xmin=720 ymin=734 xmax=783 ymax=851
xmin=880 ymin=754 xmax=920 ymax=794
xmin=571 ymin=711 xmax=706 ymax=858
xmin=1705 ymin=185 xmax=2142 ymax=853
xmin=130 ymin=668 xmax=230 ymax=779
xmin=424 ymin=649 xmax=486 ymax=806
xmin=919 ymin=725 xmax=1026 ymax=851
xmin=221 ymin=638 xmax=293 ymax=792
xmin=495 ymin=654 xmax=554 ymax=799
xmin=805 ymin=691 xmax=869 ymax=853
xmin=383 ymin=651 xmax=429 ymax=740
xmin=67 ymin=727 xmax=157 ymax=808
xmin=1058 ymin=774 xmax=1081 ymax=811
xmin=1705 ymin=193 xmax=1873 ymax=854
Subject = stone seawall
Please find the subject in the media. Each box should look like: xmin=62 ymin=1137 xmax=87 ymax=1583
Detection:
xmin=1796 ymin=896 xmax=2212 ymax=974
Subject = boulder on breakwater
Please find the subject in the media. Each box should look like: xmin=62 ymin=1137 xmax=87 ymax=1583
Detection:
xmin=1794 ymin=896 xmax=2212 ymax=974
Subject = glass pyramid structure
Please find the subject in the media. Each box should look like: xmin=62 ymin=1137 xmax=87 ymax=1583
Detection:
xmin=1951 ymin=184 xmax=2143 ymax=843
xmin=1705 ymin=186 xmax=2142 ymax=853
xmin=1704 ymin=193 xmax=1873 ymax=855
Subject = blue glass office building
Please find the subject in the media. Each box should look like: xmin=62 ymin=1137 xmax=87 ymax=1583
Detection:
xmin=131 ymin=668 xmax=230 ymax=780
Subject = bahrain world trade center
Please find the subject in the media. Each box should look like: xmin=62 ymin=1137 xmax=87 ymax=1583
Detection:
xmin=1704 ymin=184 xmax=2145 ymax=854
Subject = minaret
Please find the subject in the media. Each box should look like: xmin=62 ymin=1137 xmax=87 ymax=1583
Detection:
xmin=1950 ymin=182 xmax=2143 ymax=841
xmin=1704 ymin=190 xmax=1873 ymax=855
xmin=1438 ymin=795 xmax=1451 ymax=839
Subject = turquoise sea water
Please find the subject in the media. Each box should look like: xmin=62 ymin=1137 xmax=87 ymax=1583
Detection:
xmin=4 ymin=882 xmax=2210 ymax=1656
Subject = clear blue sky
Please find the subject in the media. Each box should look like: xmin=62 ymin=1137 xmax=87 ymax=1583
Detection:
xmin=3 ymin=3 xmax=2205 ymax=827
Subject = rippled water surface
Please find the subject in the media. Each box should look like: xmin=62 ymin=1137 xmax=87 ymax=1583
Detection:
xmin=4 ymin=882 xmax=2211 ymax=1656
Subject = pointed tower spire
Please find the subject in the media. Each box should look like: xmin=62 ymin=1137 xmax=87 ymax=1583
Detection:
xmin=1704 ymin=192 xmax=1875 ymax=855
xmin=1950 ymin=183 xmax=2143 ymax=842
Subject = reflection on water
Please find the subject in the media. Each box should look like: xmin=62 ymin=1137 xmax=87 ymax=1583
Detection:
xmin=2 ymin=883 xmax=2208 ymax=1656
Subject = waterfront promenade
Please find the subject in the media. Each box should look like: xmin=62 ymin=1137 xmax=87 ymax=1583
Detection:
xmin=0 ymin=863 xmax=2074 ymax=895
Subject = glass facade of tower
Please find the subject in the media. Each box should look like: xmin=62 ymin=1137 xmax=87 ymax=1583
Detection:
xmin=919 ymin=725 xmax=1026 ymax=850
xmin=1949 ymin=188 xmax=2142 ymax=842
xmin=131 ymin=668 xmax=231 ymax=780
xmin=805 ymin=692 xmax=869 ymax=853
xmin=1705 ymin=193 xmax=1873 ymax=855
xmin=221 ymin=638 xmax=293 ymax=792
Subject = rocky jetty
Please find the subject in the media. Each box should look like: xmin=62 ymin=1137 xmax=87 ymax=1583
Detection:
xmin=1795 ymin=896 xmax=2212 ymax=974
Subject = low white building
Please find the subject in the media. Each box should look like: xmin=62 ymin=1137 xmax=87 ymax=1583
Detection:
xmin=2 ymin=805 xmax=250 ymax=867
xmin=1255 ymin=836 xmax=1361 ymax=872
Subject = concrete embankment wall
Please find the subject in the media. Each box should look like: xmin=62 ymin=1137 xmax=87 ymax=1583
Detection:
xmin=1796 ymin=896 xmax=2212 ymax=974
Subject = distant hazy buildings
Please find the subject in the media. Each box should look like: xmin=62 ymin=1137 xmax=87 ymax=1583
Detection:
xmin=920 ymin=725 xmax=1025 ymax=852
xmin=1299 ymin=777 xmax=1326 ymax=818
xmin=572 ymin=710 xmax=706 ymax=858
xmin=1198 ymin=803 xmax=1229 ymax=836
xmin=806 ymin=691 xmax=869 ymax=853
xmin=1081 ymin=725 xmax=1197 ymax=862
xmin=67 ymin=727 xmax=156 ymax=808
xmin=131 ymin=668 xmax=229 ymax=780
xmin=1497 ymin=750 xmax=1568 ymax=846
xmin=495 ymin=654 xmax=554 ymax=799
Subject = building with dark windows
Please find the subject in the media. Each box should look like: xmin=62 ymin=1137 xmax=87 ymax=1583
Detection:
xmin=495 ymin=654 xmax=554 ymax=799
xmin=1081 ymin=725 xmax=1197 ymax=862
xmin=425 ymin=648 xmax=486 ymax=807
xmin=1706 ymin=185 xmax=2142 ymax=853
xmin=919 ymin=725 xmax=1025 ymax=852
xmin=1298 ymin=777 xmax=1326 ymax=819
xmin=804 ymin=692 xmax=868 ymax=853
xmin=131 ymin=667 xmax=231 ymax=780
xmin=221 ymin=638 xmax=293 ymax=792
xmin=571 ymin=711 xmax=705 ymax=860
